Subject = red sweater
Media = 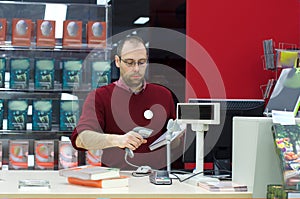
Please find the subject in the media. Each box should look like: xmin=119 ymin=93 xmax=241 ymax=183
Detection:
xmin=71 ymin=83 xmax=176 ymax=169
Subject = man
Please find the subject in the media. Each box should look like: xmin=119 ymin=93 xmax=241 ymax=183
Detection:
xmin=71 ymin=36 xmax=176 ymax=169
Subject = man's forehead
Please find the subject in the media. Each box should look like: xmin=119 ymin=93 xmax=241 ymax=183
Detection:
xmin=121 ymin=42 xmax=147 ymax=56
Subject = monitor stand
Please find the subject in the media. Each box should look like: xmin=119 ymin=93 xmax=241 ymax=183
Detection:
xmin=172 ymin=125 xmax=220 ymax=185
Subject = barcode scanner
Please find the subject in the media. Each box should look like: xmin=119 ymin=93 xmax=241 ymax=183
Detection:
xmin=125 ymin=127 xmax=153 ymax=158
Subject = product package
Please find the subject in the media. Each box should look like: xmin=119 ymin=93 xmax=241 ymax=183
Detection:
xmin=10 ymin=58 xmax=30 ymax=89
xmin=7 ymin=100 xmax=28 ymax=130
xmin=32 ymin=100 xmax=52 ymax=131
xmin=85 ymin=149 xmax=102 ymax=166
xmin=276 ymin=50 xmax=299 ymax=68
xmin=34 ymin=59 xmax=54 ymax=90
xmin=0 ymin=57 xmax=6 ymax=88
xmin=58 ymin=141 xmax=78 ymax=169
xmin=9 ymin=140 xmax=29 ymax=170
xmin=0 ymin=141 xmax=2 ymax=169
xmin=62 ymin=60 xmax=82 ymax=90
xmin=91 ymin=61 xmax=111 ymax=89
xmin=34 ymin=140 xmax=54 ymax=170
xmin=36 ymin=20 xmax=56 ymax=47
xmin=86 ymin=21 xmax=106 ymax=48
xmin=62 ymin=20 xmax=82 ymax=47
xmin=59 ymin=100 xmax=79 ymax=131
xmin=12 ymin=18 xmax=32 ymax=46
xmin=0 ymin=18 xmax=6 ymax=44
xmin=0 ymin=99 xmax=3 ymax=130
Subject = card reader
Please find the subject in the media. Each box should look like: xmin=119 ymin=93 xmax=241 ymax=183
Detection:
xmin=149 ymin=170 xmax=172 ymax=185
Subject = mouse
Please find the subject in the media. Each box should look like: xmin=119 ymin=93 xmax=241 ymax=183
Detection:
xmin=135 ymin=166 xmax=152 ymax=174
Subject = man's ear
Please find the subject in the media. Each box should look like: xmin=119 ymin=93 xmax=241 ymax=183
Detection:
xmin=115 ymin=55 xmax=121 ymax=68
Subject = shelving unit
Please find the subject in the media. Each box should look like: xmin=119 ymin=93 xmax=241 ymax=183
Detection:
xmin=0 ymin=1 xmax=112 ymax=169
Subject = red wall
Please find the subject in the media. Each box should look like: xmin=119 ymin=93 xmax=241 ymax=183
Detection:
xmin=186 ymin=0 xmax=300 ymax=99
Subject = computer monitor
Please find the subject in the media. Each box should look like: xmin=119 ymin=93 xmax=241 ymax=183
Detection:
xmin=182 ymin=98 xmax=265 ymax=174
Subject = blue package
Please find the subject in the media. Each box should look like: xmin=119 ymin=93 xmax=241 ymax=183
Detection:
xmin=0 ymin=58 xmax=5 ymax=88
xmin=60 ymin=100 xmax=79 ymax=131
xmin=34 ymin=59 xmax=54 ymax=90
xmin=62 ymin=60 xmax=82 ymax=90
xmin=8 ymin=100 xmax=28 ymax=130
xmin=10 ymin=58 xmax=30 ymax=89
xmin=32 ymin=100 xmax=52 ymax=131
xmin=91 ymin=61 xmax=111 ymax=89
xmin=0 ymin=99 xmax=3 ymax=129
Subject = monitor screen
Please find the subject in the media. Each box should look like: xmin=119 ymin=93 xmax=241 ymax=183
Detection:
xmin=178 ymin=104 xmax=214 ymax=120
xmin=182 ymin=98 xmax=265 ymax=175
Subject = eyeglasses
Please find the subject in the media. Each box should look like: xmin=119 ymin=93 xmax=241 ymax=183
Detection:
xmin=118 ymin=56 xmax=148 ymax=68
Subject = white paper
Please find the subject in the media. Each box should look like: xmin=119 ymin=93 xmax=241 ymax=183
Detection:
xmin=272 ymin=110 xmax=296 ymax=125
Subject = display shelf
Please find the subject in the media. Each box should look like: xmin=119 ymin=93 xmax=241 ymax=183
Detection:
xmin=0 ymin=44 xmax=113 ymax=53
xmin=0 ymin=130 xmax=72 ymax=139
xmin=0 ymin=1 xmax=112 ymax=170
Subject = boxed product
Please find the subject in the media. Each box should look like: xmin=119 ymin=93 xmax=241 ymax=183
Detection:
xmin=0 ymin=57 xmax=6 ymax=88
xmin=85 ymin=149 xmax=103 ymax=166
xmin=34 ymin=59 xmax=54 ymax=90
xmin=58 ymin=141 xmax=78 ymax=169
xmin=36 ymin=20 xmax=56 ymax=47
xmin=7 ymin=100 xmax=28 ymax=130
xmin=0 ymin=141 xmax=2 ymax=169
xmin=62 ymin=20 xmax=82 ymax=47
xmin=0 ymin=18 xmax=6 ymax=44
xmin=86 ymin=21 xmax=106 ymax=48
xmin=12 ymin=18 xmax=32 ymax=46
xmin=276 ymin=50 xmax=299 ymax=68
xmin=0 ymin=99 xmax=3 ymax=130
xmin=9 ymin=140 xmax=29 ymax=170
xmin=34 ymin=140 xmax=54 ymax=170
xmin=62 ymin=60 xmax=82 ymax=90
xmin=10 ymin=58 xmax=30 ymax=89
xmin=32 ymin=100 xmax=52 ymax=131
xmin=91 ymin=61 xmax=111 ymax=89
xmin=60 ymin=100 xmax=79 ymax=131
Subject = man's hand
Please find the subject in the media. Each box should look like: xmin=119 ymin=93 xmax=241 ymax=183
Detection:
xmin=117 ymin=131 xmax=147 ymax=150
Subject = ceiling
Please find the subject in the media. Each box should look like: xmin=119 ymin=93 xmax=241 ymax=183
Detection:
xmin=111 ymin=0 xmax=186 ymax=36
xmin=111 ymin=0 xmax=186 ymax=60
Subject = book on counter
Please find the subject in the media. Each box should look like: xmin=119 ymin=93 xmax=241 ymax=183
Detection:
xmin=198 ymin=181 xmax=248 ymax=192
xmin=67 ymin=175 xmax=129 ymax=188
xmin=59 ymin=165 xmax=120 ymax=180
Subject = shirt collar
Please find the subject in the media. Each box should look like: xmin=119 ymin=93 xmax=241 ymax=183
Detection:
xmin=114 ymin=78 xmax=147 ymax=94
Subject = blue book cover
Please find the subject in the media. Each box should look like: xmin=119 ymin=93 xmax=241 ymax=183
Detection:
xmin=0 ymin=99 xmax=3 ymax=129
xmin=60 ymin=100 xmax=79 ymax=131
xmin=91 ymin=61 xmax=111 ymax=89
xmin=62 ymin=60 xmax=82 ymax=90
xmin=32 ymin=100 xmax=52 ymax=131
xmin=7 ymin=100 xmax=28 ymax=130
xmin=34 ymin=59 xmax=54 ymax=90
xmin=0 ymin=58 xmax=5 ymax=88
xmin=10 ymin=58 xmax=30 ymax=89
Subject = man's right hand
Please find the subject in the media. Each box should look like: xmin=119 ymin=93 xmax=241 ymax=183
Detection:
xmin=117 ymin=131 xmax=147 ymax=150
